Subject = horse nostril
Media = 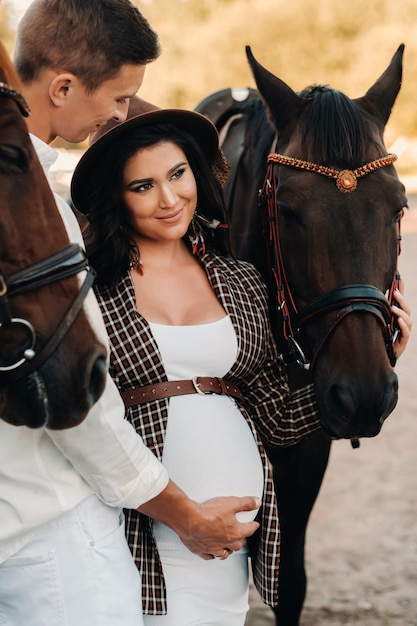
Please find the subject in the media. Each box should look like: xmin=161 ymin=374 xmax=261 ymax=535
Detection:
xmin=326 ymin=381 xmax=356 ymax=422
xmin=87 ymin=354 xmax=108 ymax=404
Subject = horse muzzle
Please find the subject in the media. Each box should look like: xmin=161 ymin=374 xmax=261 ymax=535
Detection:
xmin=317 ymin=367 xmax=398 ymax=439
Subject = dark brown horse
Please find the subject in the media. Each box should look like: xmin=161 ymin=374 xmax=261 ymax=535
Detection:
xmin=196 ymin=45 xmax=406 ymax=625
xmin=0 ymin=42 xmax=108 ymax=429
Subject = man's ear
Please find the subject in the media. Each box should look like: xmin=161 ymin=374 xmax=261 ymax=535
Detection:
xmin=49 ymin=72 xmax=76 ymax=106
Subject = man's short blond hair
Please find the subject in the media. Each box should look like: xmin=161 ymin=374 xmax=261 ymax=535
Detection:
xmin=14 ymin=0 xmax=161 ymax=92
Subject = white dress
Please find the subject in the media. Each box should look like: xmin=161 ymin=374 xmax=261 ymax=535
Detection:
xmin=143 ymin=316 xmax=264 ymax=626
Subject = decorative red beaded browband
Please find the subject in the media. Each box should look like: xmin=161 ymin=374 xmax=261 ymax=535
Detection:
xmin=267 ymin=152 xmax=397 ymax=193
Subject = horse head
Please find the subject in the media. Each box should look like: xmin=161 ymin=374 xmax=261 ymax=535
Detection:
xmin=246 ymin=45 xmax=407 ymax=439
xmin=0 ymin=42 xmax=108 ymax=429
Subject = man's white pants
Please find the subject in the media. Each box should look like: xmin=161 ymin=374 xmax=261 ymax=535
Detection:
xmin=0 ymin=495 xmax=143 ymax=626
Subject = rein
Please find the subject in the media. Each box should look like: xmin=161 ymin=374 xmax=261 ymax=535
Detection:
xmin=261 ymin=148 xmax=402 ymax=371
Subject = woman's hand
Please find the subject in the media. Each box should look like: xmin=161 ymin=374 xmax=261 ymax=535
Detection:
xmin=392 ymin=280 xmax=412 ymax=359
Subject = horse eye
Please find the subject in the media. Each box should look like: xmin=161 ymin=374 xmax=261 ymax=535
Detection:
xmin=279 ymin=203 xmax=303 ymax=225
xmin=394 ymin=207 xmax=406 ymax=223
xmin=0 ymin=144 xmax=29 ymax=173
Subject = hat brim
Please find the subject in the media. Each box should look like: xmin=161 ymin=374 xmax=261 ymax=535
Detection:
xmin=71 ymin=109 xmax=219 ymax=214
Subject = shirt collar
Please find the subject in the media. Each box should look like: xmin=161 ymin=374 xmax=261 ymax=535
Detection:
xmin=30 ymin=133 xmax=58 ymax=176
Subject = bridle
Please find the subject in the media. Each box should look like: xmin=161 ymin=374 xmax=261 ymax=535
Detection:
xmin=260 ymin=147 xmax=402 ymax=371
xmin=0 ymin=244 xmax=95 ymax=383
xmin=0 ymin=83 xmax=95 ymax=384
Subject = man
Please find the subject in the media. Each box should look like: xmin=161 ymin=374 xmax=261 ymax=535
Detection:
xmin=0 ymin=2 xmax=260 ymax=624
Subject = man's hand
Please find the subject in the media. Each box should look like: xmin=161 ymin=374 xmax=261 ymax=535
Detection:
xmin=177 ymin=495 xmax=261 ymax=560
xmin=137 ymin=481 xmax=261 ymax=560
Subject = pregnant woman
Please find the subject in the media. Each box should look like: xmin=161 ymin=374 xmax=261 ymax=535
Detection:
xmin=71 ymin=107 xmax=322 ymax=625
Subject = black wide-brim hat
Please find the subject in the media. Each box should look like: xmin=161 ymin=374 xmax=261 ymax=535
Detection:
xmin=71 ymin=108 xmax=230 ymax=215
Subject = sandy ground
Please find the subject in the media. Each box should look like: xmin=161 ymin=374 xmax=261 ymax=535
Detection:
xmin=245 ymin=201 xmax=417 ymax=626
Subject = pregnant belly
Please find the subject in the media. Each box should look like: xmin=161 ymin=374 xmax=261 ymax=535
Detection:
xmin=161 ymin=394 xmax=264 ymax=523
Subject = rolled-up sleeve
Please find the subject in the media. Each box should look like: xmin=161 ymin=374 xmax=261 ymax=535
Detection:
xmin=47 ymin=374 xmax=169 ymax=509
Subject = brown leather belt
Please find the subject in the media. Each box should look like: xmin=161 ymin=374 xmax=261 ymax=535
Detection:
xmin=121 ymin=376 xmax=243 ymax=408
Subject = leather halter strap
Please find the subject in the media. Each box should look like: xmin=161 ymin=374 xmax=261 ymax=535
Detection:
xmin=296 ymin=284 xmax=396 ymax=370
xmin=5 ymin=244 xmax=89 ymax=297
xmin=261 ymin=145 xmax=402 ymax=370
xmin=297 ymin=285 xmax=392 ymax=326
xmin=0 ymin=245 xmax=95 ymax=383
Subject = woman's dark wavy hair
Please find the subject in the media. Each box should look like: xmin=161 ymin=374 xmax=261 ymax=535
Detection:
xmin=83 ymin=124 xmax=230 ymax=289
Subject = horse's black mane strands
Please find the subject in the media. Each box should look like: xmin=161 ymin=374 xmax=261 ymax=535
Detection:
xmin=244 ymin=98 xmax=274 ymax=172
xmin=298 ymin=86 xmax=374 ymax=168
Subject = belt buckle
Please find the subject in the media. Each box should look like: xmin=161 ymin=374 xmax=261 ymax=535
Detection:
xmin=192 ymin=376 xmax=219 ymax=396
xmin=192 ymin=376 xmax=207 ymax=396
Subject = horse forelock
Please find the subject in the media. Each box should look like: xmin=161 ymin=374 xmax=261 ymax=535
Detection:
xmin=298 ymin=85 xmax=381 ymax=168
xmin=242 ymin=86 xmax=384 ymax=172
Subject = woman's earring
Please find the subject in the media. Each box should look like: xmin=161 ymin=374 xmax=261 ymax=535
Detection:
xmin=189 ymin=213 xmax=206 ymax=255
xmin=129 ymin=246 xmax=144 ymax=275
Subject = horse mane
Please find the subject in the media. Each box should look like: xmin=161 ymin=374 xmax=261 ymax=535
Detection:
xmin=244 ymin=96 xmax=275 ymax=174
xmin=0 ymin=42 xmax=24 ymax=91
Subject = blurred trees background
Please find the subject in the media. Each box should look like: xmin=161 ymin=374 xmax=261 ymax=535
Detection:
xmin=0 ymin=1 xmax=14 ymax=51
xmin=2 ymin=0 xmax=417 ymax=172
xmin=135 ymin=0 xmax=417 ymax=176
xmin=135 ymin=0 xmax=417 ymax=144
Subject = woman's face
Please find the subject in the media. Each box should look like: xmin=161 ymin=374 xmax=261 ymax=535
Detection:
xmin=122 ymin=141 xmax=197 ymax=243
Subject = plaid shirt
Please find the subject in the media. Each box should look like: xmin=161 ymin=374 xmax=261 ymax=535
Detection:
xmin=95 ymin=251 xmax=320 ymax=613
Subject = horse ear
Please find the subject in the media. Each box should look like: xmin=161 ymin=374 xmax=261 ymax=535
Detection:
xmin=357 ymin=44 xmax=404 ymax=128
xmin=245 ymin=45 xmax=307 ymax=131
